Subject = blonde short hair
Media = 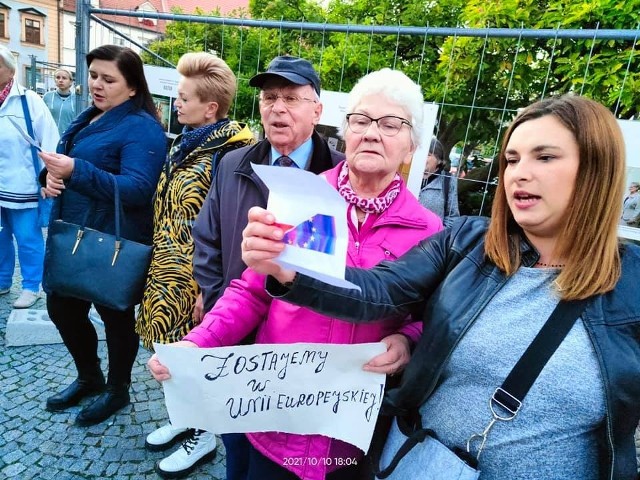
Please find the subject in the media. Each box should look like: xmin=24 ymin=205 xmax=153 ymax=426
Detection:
xmin=54 ymin=68 xmax=74 ymax=81
xmin=176 ymin=52 xmax=237 ymax=118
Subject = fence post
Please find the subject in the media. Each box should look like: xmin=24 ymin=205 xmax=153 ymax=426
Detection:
xmin=75 ymin=0 xmax=91 ymax=111
xmin=28 ymin=55 xmax=37 ymax=91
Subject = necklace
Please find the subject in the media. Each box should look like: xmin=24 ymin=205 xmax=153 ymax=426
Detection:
xmin=535 ymin=261 xmax=566 ymax=268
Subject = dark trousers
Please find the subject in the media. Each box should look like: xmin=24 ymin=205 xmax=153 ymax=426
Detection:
xmin=47 ymin=292 xmax=139 ymax=386
xmin=223 ymin=433 xmax=368 ymax=480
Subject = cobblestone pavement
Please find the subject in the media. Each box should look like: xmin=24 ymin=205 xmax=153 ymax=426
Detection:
xmin=0 ymin=273 xmax=226 ymax=479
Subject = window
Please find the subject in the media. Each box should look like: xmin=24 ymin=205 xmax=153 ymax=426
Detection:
xmin=19 ymin=8 xmax=45 ymax=45
xmin=25 ymin=18 xmax=40 ymax=44
xmin=0 ymin=5 xmax=8 ymax=39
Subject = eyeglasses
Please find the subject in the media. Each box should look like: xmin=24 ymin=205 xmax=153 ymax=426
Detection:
xmin=260 ymin=92 xmax=318 ymax=108
xmin=346 ymin=113 xmax=412 ymax=137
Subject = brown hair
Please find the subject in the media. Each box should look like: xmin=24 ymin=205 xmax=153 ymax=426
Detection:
xmin=176 ymin=52 xmax=236 ymax=119
xmin=86 ymin=45 xmax=158 ymax=119
xmin=485 ymin=94 xmax=624 ymax=300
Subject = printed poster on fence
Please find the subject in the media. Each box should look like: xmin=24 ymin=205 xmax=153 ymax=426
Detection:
xmin=154 ymin=342 xmax=386 ymax=452
xmin=143 ymin=64 xmax=182 ymax=137
xmin=617 ymin=119 xmax=640 ymax=241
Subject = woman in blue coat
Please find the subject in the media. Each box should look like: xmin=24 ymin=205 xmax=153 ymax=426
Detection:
xmin=39 ymin=45 xmax=166 ymax=426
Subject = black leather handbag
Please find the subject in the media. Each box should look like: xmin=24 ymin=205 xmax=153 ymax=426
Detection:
xmin=43 ymin=180 xmax=153 ymax=311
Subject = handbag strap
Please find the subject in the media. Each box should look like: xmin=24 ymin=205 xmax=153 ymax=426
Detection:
xmin=113 ymin=178 xmax=121 ymax=241
xmin=59 ymin=174 xmax=123 ymax=242
xmin=371 ymin=296 xmax=590 ymax=478
xmin=20 ymin=94 xmax=41 ymax=183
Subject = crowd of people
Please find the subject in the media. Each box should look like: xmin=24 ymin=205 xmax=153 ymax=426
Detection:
xmin=1 ymin=42 xmax=639 ymax=480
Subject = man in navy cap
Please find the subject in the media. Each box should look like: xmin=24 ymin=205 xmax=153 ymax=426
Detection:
xmin=147 ymin=56 xmax=343 ymax=479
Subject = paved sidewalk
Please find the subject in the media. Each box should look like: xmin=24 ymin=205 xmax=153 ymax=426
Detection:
xmin=0 ymin=278 xmax=226 ymax=479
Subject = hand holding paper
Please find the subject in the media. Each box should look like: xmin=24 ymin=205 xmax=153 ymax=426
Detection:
xmin=250 ymin=164 xmax=360 ymax=290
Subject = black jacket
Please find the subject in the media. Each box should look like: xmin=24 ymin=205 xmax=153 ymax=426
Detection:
xmin=270 ymin=216 xmax=640 ymax=480
xmin=192 ymin=131 xmax=344 ymax=311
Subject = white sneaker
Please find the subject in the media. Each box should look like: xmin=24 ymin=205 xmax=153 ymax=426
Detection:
xmin=155 ymin=429 xmax=217 ymax=479
xmin=13 ymin=290 xmax=39 ymax=309
xmin=145 ymin=423 xmax=192 ymax=452
xmin=0 ymin=287 xmax=10 ymax=295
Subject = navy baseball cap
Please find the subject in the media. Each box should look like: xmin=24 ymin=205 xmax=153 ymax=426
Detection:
xmin=249 ymin=56 xmax=321 ymax=95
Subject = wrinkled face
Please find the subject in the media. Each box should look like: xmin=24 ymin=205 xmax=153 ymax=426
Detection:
xmin=0 ymin=59 xmax=14 ymax=90
xmin=55 ymin=71 xmax=73 ymax=92
xmin=174 ymin=77 xmax=217 ymax=128
xmin=259 ymin=80 xmax=322 ymax=155
xmin=88 ymin=59 xmax=135 ymax=112
xmin=503 ymin=115 xmax=580 ymax=242
xmin=344 ymin=94 xmax=415 ymax=184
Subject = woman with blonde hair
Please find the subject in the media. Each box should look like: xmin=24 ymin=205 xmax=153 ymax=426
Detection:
xmin=136 ymin=52 xmax=254 ymax=478
xmin=43 ymin=68 xmax=76 ymax=134
xmin=241 ymin=94 xmax=640 ymax=479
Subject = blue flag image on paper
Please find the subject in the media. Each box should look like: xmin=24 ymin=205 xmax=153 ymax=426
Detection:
xmin=253 ymin=164 xmax=359 ymax=290
xmin=282 ymin=214 xmax=336 ymax=254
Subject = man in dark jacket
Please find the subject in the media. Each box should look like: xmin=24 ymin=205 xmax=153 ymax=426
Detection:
xmin=147 ymin=55 xmax=343 ymax=479
xmin=193 ymin=56 xmax=343 ymax=315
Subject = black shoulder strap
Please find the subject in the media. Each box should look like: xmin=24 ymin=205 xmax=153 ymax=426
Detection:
xmin=494 ymin=297 xmax=589 ymax=411
xmin=370 ymin=296 xmax=590 ymax=478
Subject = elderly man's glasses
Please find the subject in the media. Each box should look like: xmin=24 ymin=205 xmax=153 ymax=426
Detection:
xmin=260 ymin=92 xmax=318 ymax=108
xmin=346 ymin=113 xmax=412 ymax=137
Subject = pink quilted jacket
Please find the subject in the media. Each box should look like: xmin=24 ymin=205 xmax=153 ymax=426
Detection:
xmin=185 ymin=161 xmax=443 ymax=479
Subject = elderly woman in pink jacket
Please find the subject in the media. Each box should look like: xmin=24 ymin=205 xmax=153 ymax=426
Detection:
xmin=148 ymin=68 xmax=443 ymax=480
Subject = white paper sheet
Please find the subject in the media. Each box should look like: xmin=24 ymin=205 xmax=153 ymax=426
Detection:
xmin=253 ymin=164 xmax=360 ymax=290
xmin=154 ymin=342 xmax=387 ymax=452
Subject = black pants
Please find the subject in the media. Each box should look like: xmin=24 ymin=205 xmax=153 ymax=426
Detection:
xmin=47 ymin=292 xmax=139 ymax=386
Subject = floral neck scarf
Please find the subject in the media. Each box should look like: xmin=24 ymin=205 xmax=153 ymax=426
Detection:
xmin=337 ymin=161 xmax=401 ymax=214
xmin=0 ymin=78 xmax=14 ymax=106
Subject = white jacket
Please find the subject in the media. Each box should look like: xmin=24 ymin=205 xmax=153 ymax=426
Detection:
xmin=0 ymin=82 xmax=59 ymax=209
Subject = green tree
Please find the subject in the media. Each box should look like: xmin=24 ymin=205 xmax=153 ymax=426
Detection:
xmin=142 ymin=0 xmax=640 ymax=214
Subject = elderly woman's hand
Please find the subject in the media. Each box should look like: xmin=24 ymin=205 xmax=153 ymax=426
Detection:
xmin=39 ymin=151 xmax=75 ymax=180
xmin=242 ymin=207 xmax=296 ymax=284
xmin=42 ymin=172 xmax=65 ymax=198
xmin=363 ymin=333 xmax=412 ymax=376
xmin=147 ymin=340 xmax=198 ymax=382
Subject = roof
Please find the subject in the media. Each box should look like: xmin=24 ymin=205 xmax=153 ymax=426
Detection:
xmin=62 ymin=0 xmax=249 ymax=34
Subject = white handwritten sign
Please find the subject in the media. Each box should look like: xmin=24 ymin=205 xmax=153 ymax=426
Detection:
xmin=154 ymin=342 xmax=387 ymax=452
